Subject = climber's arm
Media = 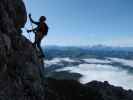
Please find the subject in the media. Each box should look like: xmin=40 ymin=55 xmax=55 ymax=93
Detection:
xmin=27 ymin=27 xmax=38 ymax=33
xmin=29 ymin=14 xmax=39 ymax=25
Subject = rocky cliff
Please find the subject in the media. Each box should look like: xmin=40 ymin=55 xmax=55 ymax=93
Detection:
xmin=0 ymin=0 xmax=46 ymax=99
xmin=47 ymin=78 xmax=133 ymax=100
xmin=0 ymin=0 xmax=133 ymax=100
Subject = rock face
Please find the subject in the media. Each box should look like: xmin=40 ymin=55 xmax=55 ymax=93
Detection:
xmin=0 ymin=0 xmax=46 ymax=99
xmin=47 ymin=78 xmax=133 ymax=100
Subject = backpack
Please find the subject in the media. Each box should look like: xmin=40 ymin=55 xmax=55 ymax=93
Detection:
xmin=39 ymin=22 xmax=48 ymax=36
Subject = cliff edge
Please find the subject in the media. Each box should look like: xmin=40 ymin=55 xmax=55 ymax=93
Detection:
xmin=0 ymin=0 xmax=45 ymax=99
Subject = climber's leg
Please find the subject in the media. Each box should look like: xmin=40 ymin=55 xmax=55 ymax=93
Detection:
xmin=37 ymin=39 xmax=45 ymax=58
xmin=33 ymin=32 xmax=38 ymax=48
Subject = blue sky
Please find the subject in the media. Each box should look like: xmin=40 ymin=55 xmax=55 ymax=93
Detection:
xmin=23 ymin=0 xmax=133 ymax=47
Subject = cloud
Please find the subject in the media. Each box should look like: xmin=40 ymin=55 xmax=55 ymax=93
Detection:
xmin=109 ymin=58 xmax=133 ymax=68
xmin=45 ymin=57 xmax=75 ymax=66
xmin=56 ymin=58 xmax=133 ymax=89
xmin=83 ymin=58 xmax=112 ymax=64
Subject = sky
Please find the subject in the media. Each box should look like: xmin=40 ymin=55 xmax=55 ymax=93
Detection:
xmin=23 ymin=0 xmax=133 ymax=47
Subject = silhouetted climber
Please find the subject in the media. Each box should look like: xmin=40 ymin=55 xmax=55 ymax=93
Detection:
xmin=27 ymin=14 xmax=48 ymax=57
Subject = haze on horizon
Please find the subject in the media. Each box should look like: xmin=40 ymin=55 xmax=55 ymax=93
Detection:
xmin=23 ymin=0 xmax=133 ymax=47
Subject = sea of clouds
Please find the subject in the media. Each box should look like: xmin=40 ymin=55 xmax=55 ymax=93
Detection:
xmin=45 ymin=57 xmax=133 ymax=90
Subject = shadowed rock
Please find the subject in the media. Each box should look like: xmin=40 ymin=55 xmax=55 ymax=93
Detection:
xmin=46 ymin=78 xmax=133 ymax=100
xmin=0 ymin=0 xmax=45 ymax=99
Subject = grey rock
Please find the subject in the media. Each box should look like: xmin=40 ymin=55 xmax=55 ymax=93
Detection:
xmin=0 ymin=0 xmax=46 ymax=99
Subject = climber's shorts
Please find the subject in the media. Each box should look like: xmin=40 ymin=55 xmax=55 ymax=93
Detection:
xmin=37 ymin=31 xmax=44 ymax=40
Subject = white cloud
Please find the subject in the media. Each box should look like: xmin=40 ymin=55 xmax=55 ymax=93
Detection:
xmin=57 ymin=63 xmax=133 ymax=89
xmin=83 ymin=58 xmax=112 ymax=64
xmin=45 ymin=57 xmax=75 ymax=66
xmin=109 ymin=58 xmax=133 ymax=67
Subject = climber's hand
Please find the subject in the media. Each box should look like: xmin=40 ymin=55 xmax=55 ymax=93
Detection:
xmin=27 ymin=30 xmax=31 ymax=33
xmin=29 ymin=13 xmax=31 ymax=18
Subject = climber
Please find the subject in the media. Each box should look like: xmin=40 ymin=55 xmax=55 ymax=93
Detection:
xmin=27 ymin=14 xmax=48 ymax=57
